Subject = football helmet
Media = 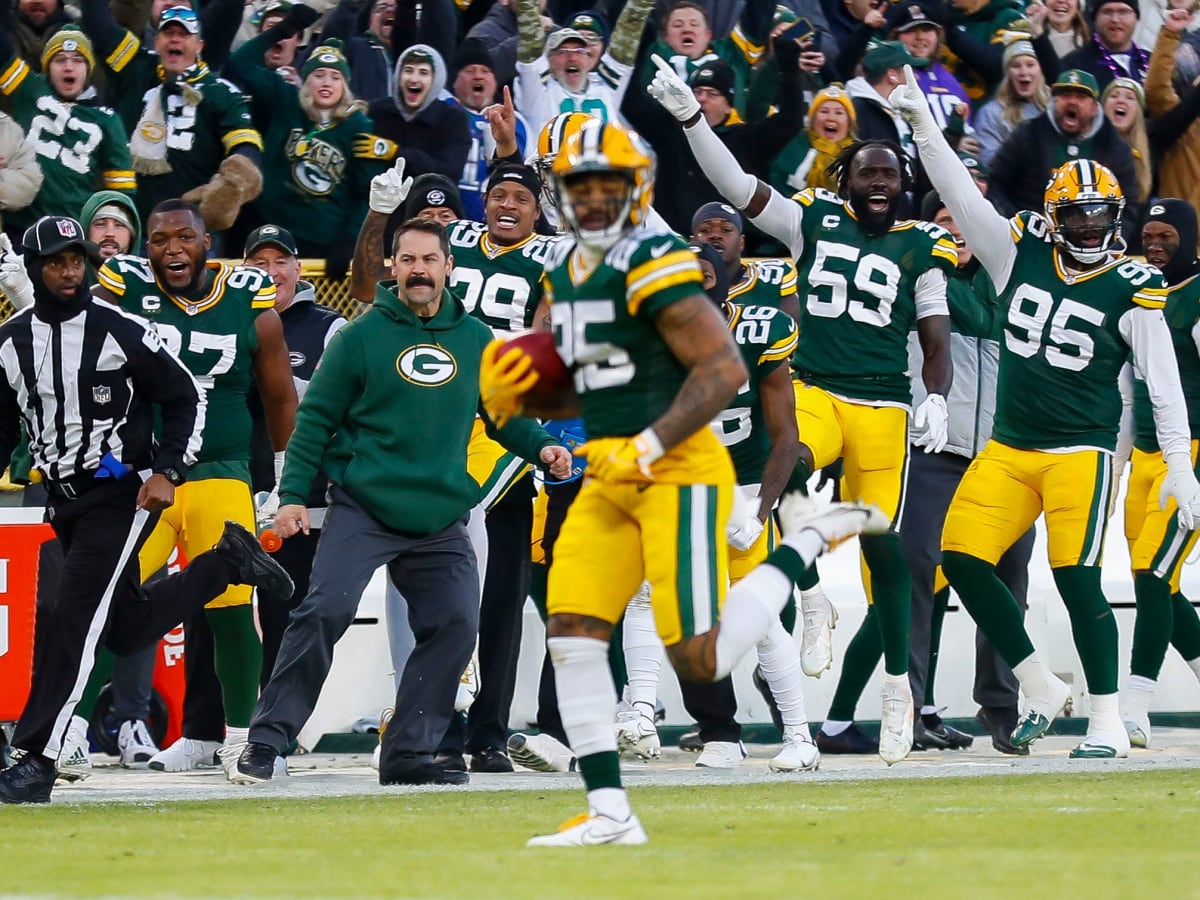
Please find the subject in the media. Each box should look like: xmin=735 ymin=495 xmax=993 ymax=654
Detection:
xmin=1043 ymin=159 xmax=1125 ymax=265
xmin=552 ymin=119 xmax=656 ymax=251
xmin=531 ymin=112 xmax=595 ymax=212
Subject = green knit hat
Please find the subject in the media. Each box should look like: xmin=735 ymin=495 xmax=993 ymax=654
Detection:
xmin=301 ymin=39 xmax=351 ymax=82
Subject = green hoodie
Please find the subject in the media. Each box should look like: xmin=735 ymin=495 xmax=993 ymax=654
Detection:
xmin=81 ymin=189 xmax=143 ymax=250
xmin=279 ymin=282 xmax=556 ymax=534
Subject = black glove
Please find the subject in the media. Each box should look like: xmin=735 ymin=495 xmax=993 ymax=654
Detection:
xmin=815 ymin=459 xmax=843 ymax=500
xmin=773 ymin=35 xmax=802 ymax=73
xmin=279 ymin=3 xmax=321 ymax=38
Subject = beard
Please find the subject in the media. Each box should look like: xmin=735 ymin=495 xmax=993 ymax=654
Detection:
xmin=848 ymin=188 xmax=901 ymax=237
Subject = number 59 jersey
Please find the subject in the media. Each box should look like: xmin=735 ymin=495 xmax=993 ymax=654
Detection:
xmin=447 ymin=220 xmax=557 ymax=335
xmin=98 ymin=255 xmax=275 ymax=474
xmin=994 ymin=211 xmax=1167 ymax=453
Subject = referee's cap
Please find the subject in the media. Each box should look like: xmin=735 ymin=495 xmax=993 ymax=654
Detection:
xmin=22 ymin=216 xmax=102 ymax=264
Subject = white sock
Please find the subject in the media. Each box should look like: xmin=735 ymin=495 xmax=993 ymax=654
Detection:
xmin=1187 ymin=656 xmax=1200 ymax=683
xmin=224 ymin=726 xmax=249 ymax=746
xmin=781 ymin=529 xmax=826 ymax=566
xmin=756 ymin=620 xmax=808 ymax=731
xmin=548 ymin=636 xmax=619 ymax=759
xmin=587 ymin=786 xmax=632 ymax=821
xmin=821 ymin=719 xmax=851 ymax=736
xmin=1012 ymin=653 xmax=1051 ymax=702
xmin=466 ymin=504 xmax=488 ymax=599
xmin=714 ymin=565 xmax=791 ymax=679
xmin=920 ymin=705 xmax=938 ymax=716
xmin=1088 ymin=692 xmax=1122 ymax=736
xmin=1124 ymin=675 xmax=1156 ymax=722
xmin=622 ymin=584 xmax=662 ymax=712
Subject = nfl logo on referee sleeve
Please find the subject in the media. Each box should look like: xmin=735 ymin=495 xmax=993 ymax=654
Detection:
xmin=93 ymin=386 xmax=111 ymax=404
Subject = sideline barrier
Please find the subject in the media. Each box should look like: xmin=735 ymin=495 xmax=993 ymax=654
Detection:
xmin=0 ymin=522 xmax=52 ymax=721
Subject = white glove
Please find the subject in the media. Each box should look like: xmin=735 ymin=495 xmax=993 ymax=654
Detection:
xmin=255 ymin=451 xmax=286 ymax=528
xmin=727 ymin=514 xmax=765 ymax=551
xmin=1161 ymin=451 xmax=1200 ymax=531
xmin=888 ymin=64 xmax=937 ymax=134
xmin=0 ymin=235 xmax=35 ymax=311
xmin=913 ymin=393 xmax=949 ymax=454
xmin=647 ymin=53 xmax=701 ymax=123
xmin=368 ymin=157 xmax=413 ymax=214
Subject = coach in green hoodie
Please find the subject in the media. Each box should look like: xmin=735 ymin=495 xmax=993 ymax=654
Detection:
xmin=236 ymin=218 xmax=571 ymax=788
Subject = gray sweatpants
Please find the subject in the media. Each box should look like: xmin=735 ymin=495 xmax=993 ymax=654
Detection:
xmin=902 ymin=449 xmax=1035 ymax=712
xmin=249 ymin=487 xmax=479 ymax=762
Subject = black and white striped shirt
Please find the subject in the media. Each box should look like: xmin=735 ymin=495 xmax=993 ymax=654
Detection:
xmin=0 ymin=300 xmax=206 ymax=483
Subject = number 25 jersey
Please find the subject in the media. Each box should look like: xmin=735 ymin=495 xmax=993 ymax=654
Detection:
xmin=98 ymin=255 xmax=275 ymax=477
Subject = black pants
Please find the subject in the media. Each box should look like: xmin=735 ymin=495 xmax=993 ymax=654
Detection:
xmin=680 ymin=678 xmax=742 ymax=744
xmin=249 ymin=488 xmax=479 ymax=768
xmin=260 ymin=526 xmax=322 ymax=689
xmin=13 ymin=478 xmax=231 ymax=760
xmin=440 ymin=479 xmax=533 ymax=757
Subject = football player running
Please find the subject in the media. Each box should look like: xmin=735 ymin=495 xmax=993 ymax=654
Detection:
xmin=890 ymin=66 xmax=1200 ymax=758
xmin=1121 ymin=200 xmax=1200 ymax=748
xmin=650 ymin=55 xmax=957 ymax=765
xmin=480 ymin=119 xmax=890 ymax=846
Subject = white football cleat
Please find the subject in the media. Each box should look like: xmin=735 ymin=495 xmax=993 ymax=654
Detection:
xmin=1070 ymin=728 xmax=1132 ymax=759
xmin=778 ymin=494 xmax=891 ymax=544
xmin=1125 ymin=715 xmax=1151 ymax=749
xmin=370 ymin=707 xmax=393 ymax=771
xmin=527 ymin=812 xmax=648 ymax=847
xmin=218 ymin=741 xmax=247 ymax=781
xmin=118 ymin=719 xmax=159 ymax=767
xmin=768 ymin=729 xmax=820 ymax=772
xmin=148 ymin=737 xmax=222 ymax=772
xmin=615 ymin=710 xmax=661 ymax=760
xmin=507 ymin=733 xmax=577 ymax=773
xmin=800 ymin=587 xmax=838 ymax=677
xmin=878 ymin=677 xmax=914 ymax=766
xmin=695 ymin=740 xmax=747 ymax=768
xmin=56 ymin=715 xmax=92 ymax=782
xmin=455 ymin=657 xmax=479 ymax=712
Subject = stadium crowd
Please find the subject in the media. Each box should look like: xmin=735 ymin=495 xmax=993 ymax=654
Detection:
xmin=3 ymin=0 xmax=1200 ymax=845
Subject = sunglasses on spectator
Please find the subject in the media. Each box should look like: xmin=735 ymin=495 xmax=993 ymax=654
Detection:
xmin=553 ymin=45 xmax=592 ymax=55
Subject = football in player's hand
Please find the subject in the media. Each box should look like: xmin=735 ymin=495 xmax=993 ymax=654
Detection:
xmin=502 ymin=331 xmax=574 ymax=408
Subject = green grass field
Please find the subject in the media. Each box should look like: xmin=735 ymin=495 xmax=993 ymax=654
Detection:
xmin=3 ymin=770 xmax=1198 ymax=899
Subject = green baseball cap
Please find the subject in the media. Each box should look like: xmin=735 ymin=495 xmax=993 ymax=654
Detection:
xmin=862 ymin=41 xmax=930 ymax=80
xmin=1051 ymin=68 xmax=1100 ymax=98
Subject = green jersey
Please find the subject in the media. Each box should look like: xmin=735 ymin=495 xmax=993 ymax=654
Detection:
xmin=446 ymin=220 xmax=556 ymax=335
xmin=544 ymin=224 xmax=703 ymax=438
xmin=0 ymin=56 xmax=135 ymax=228
xmin=710 ymin=303 xmax=797 ymax=484
xmin=97 ymin=255 xmax=275 ymax=481
xmin=727 ymin=258 xmax=798 ymax=310
xmin=1133 ymin=271 xmax=1200 ymax=453
xmin=789 ymin=188 xmax=958 ymax=405
xmin=995 ymin=212 xmax=1167 ymax=452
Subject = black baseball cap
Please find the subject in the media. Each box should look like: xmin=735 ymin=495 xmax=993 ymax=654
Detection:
xmin=22 ymin=216 xmax=101 ymax=263
xmin=244 ymin=224 xmax=299 ymax=257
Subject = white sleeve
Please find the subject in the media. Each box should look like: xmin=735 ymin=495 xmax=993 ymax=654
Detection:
xmin=910 ymin=111 xmax=1018 ymax=291
xmin=1115 ymin=362 xmax=1134 ymax=473
xmin=1120 ymin=305 xmax=1192 ymax=459
xmin=515 ymin=59 xmax=555 ymax=139
xmin=324 ymin=317 xmax=348 ymax=348
xmin=680 ymin=116 xmax=760 ymax=210
xmin=914 ymin=268 xmax=949 ymax=319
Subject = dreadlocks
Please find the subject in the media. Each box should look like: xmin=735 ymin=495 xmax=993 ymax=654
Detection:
xmin=826 ymin=139 xmax=909 ymax=199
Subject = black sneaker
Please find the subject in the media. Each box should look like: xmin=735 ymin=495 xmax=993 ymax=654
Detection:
xmin=380 ymin=761 xmax=470 ymax=786
xmin=0 ymin=751 xmax=56 ymax=804
xmin=976 ymin=705 xmax=1028 ymax=756
xmin=677 ymin=728 xmax=703 ymax=752
xmin=216 ymin=521 xmax=295 ymax=602
xmin=433 ymin=751 xmax=468 ymax=772
xmin=469 ymin=748 xmax=514 ymax=773
xmin=751 ymin=666 xmax=784 ymax=734
xmin=916 ymin=714 xmax=974 ymax=750
xmin=815 ymin=723 xmax=879 ymax=755
xmin=232 ymin=742 xmax=278 ymax=784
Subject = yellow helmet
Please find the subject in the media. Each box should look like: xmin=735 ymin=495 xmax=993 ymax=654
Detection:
xmin=531 ymin=112 xmax=595 ymax=211
xmin=1043 ymin=159 xmax=1125 ymax=264
xmin=551 ymin=119 xmax=656 ymax=250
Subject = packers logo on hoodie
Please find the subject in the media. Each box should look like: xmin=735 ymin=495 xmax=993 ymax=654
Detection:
xmin=397 ymin=344 xmax=457 ymax=386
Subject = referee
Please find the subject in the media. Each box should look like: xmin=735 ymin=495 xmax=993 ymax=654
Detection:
xmin=0 ymin=216 xmax=293 ymax=804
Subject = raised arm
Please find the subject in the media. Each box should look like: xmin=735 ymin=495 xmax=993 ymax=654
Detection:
xmin=351 ymin=159 xmax=413 ymax=302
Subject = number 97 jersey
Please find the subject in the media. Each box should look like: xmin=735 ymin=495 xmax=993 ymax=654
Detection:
xmin=98 ymin=255 xmax=275 ymax=469
xmin=447 ymin=220 xmax=556 ymax=335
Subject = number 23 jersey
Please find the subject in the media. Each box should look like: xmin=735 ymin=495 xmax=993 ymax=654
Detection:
xmin=98 ymin=255 xmax=275 ymax=475
xmin=994 ymin=211 xmax=1167 ymax=453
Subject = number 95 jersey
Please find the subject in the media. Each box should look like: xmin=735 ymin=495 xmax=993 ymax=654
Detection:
xmin=98 ymin=255 xmax=275 ymax=473
xmin=447 ymin=220 xmax=557 ymax=335
xmin=995 ymin=212 xmax=1166 ymax=453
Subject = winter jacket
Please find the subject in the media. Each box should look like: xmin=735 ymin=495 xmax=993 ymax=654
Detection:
xmin=973 ymin=98 xmax=1043 ymax=166
xmin=278 ymin=282 xmax=556 ymax=534
xmin=944 ymin=0 xmax=1027 ymax=106
xmin=80 ymin=188 xmax=142 ymax=247
xmin=0 ymin=111 xmax=42 ymax=227
xmin=1146 ymin=25 xmax=1200 ymax=245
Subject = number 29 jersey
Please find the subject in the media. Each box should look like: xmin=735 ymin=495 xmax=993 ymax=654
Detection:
xmin=994 ymin=212 xmax=1167 ymax=453
xmin=98 ymin=255 xmax=275 ymax=478
xmin=447 ymin=220 xmax=557 ymax=335
xmin=543 ymin=224 xmax=702 ymax=440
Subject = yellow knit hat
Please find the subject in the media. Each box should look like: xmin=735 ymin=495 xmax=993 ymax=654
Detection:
xmin=809 ymin=85 xmax=857 ymax=129
xmin=41 ymin=26 xmax=96 ymax=75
